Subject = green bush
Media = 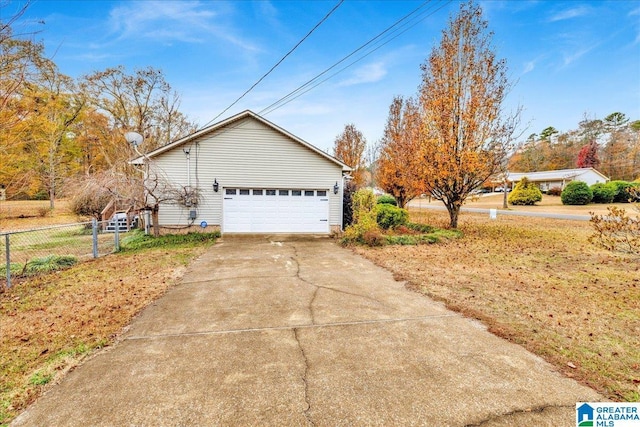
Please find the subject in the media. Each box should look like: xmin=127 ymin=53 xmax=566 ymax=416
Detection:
xmin=375 ymin=204 xmax=408 ymax=229
xmin=590 ymin=183 xmax=616 ymax=204
xmin=376 ymin=194 xmax=397 ymax=206
xmin=561 ymin=181 xmax=593 ymax=205
xmin=609 ymin=180 xmax=636 ymax=203
xmin=343 ymin=189 xmax=379 ymax=243
xmin=508 ymin=177 xmax=542 ymax=205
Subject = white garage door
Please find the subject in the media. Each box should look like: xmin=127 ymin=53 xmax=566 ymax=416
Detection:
xmin=223 ymin=188 xmax=330 ymax=233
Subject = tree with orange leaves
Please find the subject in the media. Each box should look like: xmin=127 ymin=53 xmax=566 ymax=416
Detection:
xmin=333 ymin=123 xmax=367 ymax=188
xmin=376 ymin=96 xmax=423 ymax=208
xmin=418 ymin=1 xmax=519 ymax=228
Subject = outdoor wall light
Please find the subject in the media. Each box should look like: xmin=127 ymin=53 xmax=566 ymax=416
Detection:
xmin=213 ymin=179 xmax=219 ymax=192
xmin=333 ymin=181 xmax=339 ymax=194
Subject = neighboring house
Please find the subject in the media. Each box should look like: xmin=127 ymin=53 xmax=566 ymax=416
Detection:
xmin=131 ymin=110 xmax=351 ymax=234
xmin=506 ymin=168 xmax=609 ymax=192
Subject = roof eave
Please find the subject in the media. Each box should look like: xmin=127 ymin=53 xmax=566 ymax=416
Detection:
xmin=128 ymin=110 xmax=352 ymax=171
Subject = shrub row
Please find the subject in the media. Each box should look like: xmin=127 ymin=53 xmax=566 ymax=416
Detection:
xmin=561 ymin=180 xmax=640 ymax=205
xmin=342 ymin=190 xmax=458 ymax=246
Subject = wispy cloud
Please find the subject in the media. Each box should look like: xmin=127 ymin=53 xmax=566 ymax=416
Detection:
xmin=548 ymin=5 xmax=590 ymax=22
xmin=629 ymin=6 xmax=640 ymax=16
xmin=107 ymin=1 xmax=259 ymax=52
xmin=522 ymin=60 xmax=536 ymax=74
xmin=338 ymin=62 xmax=387 ymax=87
xmin=562 ymin=47 xmax=592 ymax=67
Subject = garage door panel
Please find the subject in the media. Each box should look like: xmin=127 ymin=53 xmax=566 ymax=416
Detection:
xmin=223 ymin=188 xmax=329 ymax=233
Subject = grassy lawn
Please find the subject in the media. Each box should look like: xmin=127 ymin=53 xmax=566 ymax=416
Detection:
xmin=355 ymin=209 xmax=640 ymax=402
xmin=409 ymin=193 xmax=636 ymax=216
xmin=0 ymin=225 xmax=218 ymax=425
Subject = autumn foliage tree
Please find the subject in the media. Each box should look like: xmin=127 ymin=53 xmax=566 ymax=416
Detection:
xmin=333 ymin=123 xmax=367 ymax=188
xmin=418 ymin=1 xmax=518 ymax=228
xmin=576 ymin=140 xmax=600 ymax=168
xmin=376 ymin=96 xmax=423 ymax=208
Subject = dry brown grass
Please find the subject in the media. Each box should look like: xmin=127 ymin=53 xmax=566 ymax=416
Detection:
xmin=409 ymin=193 xmax=634 ymax=216
xmin=0 ymin=200 xmax=84 ymax=232
xmin=355 ymin=209 xmax=640 ymax=402
xmin=0 ymin=247 xmax=211 ymax=424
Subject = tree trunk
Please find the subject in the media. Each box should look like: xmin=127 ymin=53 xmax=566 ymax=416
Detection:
xmin=152 ymin=207 xmax=160 ymax=237
xmin=502 ymin=184 xmax=508 ymax=209
xmin=446 ymin=203 xmax=460 ymax=229
xmin=49 ymin=151 xmax=55 ymax=210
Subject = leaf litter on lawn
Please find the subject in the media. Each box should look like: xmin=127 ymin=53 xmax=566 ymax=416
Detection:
xmin=0 ymin=244 xmax=212 ymax=425
xmin=355 ymin=210 xmax=640 ymax=402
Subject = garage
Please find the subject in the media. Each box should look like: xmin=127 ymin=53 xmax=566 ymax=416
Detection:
xmin=133 ymin=110 xmax=350 ymax=234
xmin=223 ymin=188 xmax=330 ymax=233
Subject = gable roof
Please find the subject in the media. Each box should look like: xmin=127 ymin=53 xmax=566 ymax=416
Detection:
xmin=130 ymin=110 xmax=351 ymax=171
xmin=507 ymin=168 xmax=608 ymax=182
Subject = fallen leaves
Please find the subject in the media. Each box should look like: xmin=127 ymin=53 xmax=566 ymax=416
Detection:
xmin=357 ymin=210 xmax=640 ymax=402
xmin=0 ymin=245 xmax=207 ymax=424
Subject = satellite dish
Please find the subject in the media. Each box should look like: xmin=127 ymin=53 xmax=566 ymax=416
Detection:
xmin=124 ymin=132 xmax=144 ymax=147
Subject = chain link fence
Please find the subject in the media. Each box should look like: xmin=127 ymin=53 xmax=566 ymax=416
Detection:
xmin=1 ymin=219 xmax=125 ymax=289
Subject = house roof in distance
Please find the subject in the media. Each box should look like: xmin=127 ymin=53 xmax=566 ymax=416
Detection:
xmin=130 ymin=110 xmax=351 ymax=171
xmin=507 ymin=168 xmax=609 ymax=182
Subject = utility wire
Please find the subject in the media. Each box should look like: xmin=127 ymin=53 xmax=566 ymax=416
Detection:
xmin=201 ymin=0 xmax=344 ymax=129
xmin=260 ymin=0 xmax=452 ymax=116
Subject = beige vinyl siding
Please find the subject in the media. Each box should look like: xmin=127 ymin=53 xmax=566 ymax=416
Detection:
xmin=151 ymin=117 xmax=343 ymax=229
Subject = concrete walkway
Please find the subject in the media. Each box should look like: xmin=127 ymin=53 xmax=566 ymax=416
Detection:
xmin=13 ymin=236 xmax=600 ymax=426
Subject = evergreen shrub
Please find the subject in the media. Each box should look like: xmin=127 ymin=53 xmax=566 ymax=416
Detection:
xmin=508 ymin=177 xmax=542 ymax=205
xmin=561 ymin=181 xmax=593 ymax=205
xmin=590 ymin=183 xmax=616 ymax=204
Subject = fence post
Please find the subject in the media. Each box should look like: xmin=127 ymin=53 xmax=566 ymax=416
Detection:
xmin=92 ymin=218 xmax=98 ymax=258
xmin=114 ymin=220 xmax=120 ymax=252
xmin=144 ymin=210 xmax=150 ymax=235
xmin=5 ymin=234 xmax=11 ymax=289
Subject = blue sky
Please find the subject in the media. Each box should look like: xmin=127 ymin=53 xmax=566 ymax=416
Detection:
xmin=11 ymin=0 xmax=640 ymax=152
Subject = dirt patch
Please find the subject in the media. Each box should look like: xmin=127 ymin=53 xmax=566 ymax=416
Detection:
xmin=355 ymin=209 xmax=640 ymax=401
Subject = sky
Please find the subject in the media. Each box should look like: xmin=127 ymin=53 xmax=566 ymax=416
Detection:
xmin=8 ymin=0 xmax=640 ymax=153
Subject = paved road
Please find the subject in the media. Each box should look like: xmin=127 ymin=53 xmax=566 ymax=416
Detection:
xmin=12 ymin=236 xmax=600 ymax=426
xmin=411 ymin=203 xmax=592 ymax=221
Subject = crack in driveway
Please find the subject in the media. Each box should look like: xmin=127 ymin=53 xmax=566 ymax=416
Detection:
xmin=293 ymin=328 xmax=314 ymax=426
xmin=287 ymin=244 xmax=390 ymax=324
xmin=464 ymin=404 xmax=576 ymax=426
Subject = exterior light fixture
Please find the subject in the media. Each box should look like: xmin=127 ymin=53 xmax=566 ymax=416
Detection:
xmin=333 ymin=181 xmax=339 ymax=194
xmin=213 ymin=179 xmax=219 ymax=192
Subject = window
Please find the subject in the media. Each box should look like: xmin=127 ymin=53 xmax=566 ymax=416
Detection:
xmin=225 ymin=188 xmax=237 ymax=195
xmin=317 ymin=190 xmax=327 ymax=196
xmin=304 ymin=190 xmax=314 ymax=196
xmin=253 ymin=189 xmax=263 ymax=195
xmin=266 ymin=189 xmax=276 ymax=196
xmin=279 ymin=190 xmax=289 ymax=196
xmin=239 ymin=189 xmax=250 ymax=195
xmin=292 ymin=190 xmax=302 ymax=196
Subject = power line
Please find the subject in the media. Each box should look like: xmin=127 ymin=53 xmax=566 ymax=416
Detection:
xmin=201 ymin=0 xmax=344 ymax=129
xmin=260 ymin=0 xmax=452 ymax=116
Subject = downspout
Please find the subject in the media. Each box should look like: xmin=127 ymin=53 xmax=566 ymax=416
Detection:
xmin=184 ymin=147 xmax=191 ymax=188
xmin=341 ymin=173 xmax=346 ymax=231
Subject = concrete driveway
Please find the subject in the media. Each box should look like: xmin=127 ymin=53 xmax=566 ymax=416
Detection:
xmin=12 ymin=236 xmax=600 ymax=426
